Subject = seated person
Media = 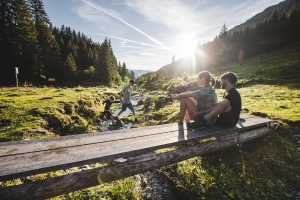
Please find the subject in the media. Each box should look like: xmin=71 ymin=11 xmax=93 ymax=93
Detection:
xmin=188 ymin=72 xmax=242 ymax=129
xmin=171 ymin=71 xmax=218 ymax=125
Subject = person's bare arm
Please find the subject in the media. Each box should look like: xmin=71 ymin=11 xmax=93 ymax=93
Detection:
xmin=120 ymin=92 xmax=123 ymax=102
xmin=171 ymin=91 xmax=194 ymax=101
xmin=189 ymin=103 xmax=219 ymax=118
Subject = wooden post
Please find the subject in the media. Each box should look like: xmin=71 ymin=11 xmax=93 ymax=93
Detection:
xmin=0 ymin=127 xmax=270 ymax=200
xmin=15 ymin=67 xmax=19 ymax=90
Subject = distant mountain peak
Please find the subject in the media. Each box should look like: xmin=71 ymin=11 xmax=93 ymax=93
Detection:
xmin=129 ymin=69 xmax=152 ymax=77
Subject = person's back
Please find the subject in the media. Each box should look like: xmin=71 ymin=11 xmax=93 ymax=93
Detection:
xmin=194 ymin=84 xmax=218 ymax=112
xmin=221 ymin=87 xmax=241 ymax=124
xmin=121 ymin=84 xmax=132 ymax=104
xmin=116 ymin=80 xmax=139 ymax=123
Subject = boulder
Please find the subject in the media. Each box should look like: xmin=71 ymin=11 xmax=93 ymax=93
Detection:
xmin=155 ymin=100 xmax=164 ymax=109
xmin=137 ymin=100 xmax=144 ymax=106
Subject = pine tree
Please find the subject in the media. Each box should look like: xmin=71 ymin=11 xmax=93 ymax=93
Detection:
xmin=14 ymin=0 xmax=38 ymax=82
xmin=121 ymin=62 xmax=127 ymax=80
xmin=27 ymin=0 xmax=62 ymax=81
xmin=0 ymin=0 xmax=38 ymax=85
xmin=64 ymin=52 xmax=77 ymax=81
xmin=268 ymin=8 xmax=279 ymax=24
xmin=219 ymin=23 xmax=228 ymax=39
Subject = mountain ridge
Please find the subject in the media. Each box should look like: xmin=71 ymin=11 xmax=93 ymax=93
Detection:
xmin=229 ymin=0 xmax=300 ymax=33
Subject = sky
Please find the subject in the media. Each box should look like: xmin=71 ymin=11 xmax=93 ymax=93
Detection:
xmin=43 ymin=0 xmax=283 ymax=71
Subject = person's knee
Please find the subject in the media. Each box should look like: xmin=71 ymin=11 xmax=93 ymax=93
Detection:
xmin=220 ymin=99 xmax=231 ymax=112
xmin=180 ymin=97 xmax=189 ymax=102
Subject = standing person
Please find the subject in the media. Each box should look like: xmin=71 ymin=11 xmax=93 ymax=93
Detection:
xmin=116 ymin=79 xmax=139 ymax=123
xmin=102 ymin=95 xmax=115 ymax=122
xmin=171 ymin=71 xmax=218 ymax=125
xmin=188 ymin=72 xmax=242 ymax=129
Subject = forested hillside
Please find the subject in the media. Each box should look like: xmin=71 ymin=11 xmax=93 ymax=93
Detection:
xmin=230 ymin=0 xmax=300 ymax=33
xmin=0 ymin=0 xmax=134 ymax=86
xmin=137 ymin=2 xmax=300 ymax=86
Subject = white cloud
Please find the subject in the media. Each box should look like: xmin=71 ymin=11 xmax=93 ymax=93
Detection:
xmin=80 ymin=0 xmax=173 ymax=52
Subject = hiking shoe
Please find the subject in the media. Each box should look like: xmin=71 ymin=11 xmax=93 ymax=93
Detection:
xmin=187 ymin=117 xmax=207 ymax=130
xmin=134 ymin=118 xmax=140 ymax=123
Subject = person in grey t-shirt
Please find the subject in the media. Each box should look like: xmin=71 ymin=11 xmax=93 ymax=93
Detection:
xmin=116 ymin=80 xmax=139 ymax=123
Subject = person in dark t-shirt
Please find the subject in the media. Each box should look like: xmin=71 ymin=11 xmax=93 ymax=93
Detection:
xmin=206 ymin=72 xmax=241 ymax=127
xmin=188 ymin=72 xmax=241 ymax=129
xmin=102 ymin=95 xmax=115 ymax=121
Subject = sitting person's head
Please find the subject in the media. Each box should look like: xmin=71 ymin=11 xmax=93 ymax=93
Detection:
xmin=220 ymin=72 xmax=238 ymax=89
xmin=109 ymin=95 xmax=115 ymax=102
xmin=198 ymin=71 xmax=216 ymax=88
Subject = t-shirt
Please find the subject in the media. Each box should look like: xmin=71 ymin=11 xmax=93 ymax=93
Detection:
xmin=222 ymin=88 xmax=241 ymax=123
xmin=193 ymin=84 xmax=218 ymax=112
xmin=103 ymin=99 xmax=112 ymax=111
xmin=121 ymin=85 xmax=132 ymax=104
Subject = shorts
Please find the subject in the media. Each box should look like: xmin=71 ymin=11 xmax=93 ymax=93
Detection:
xmin=103 ymin=110 xmax=113 ymax=118
xmin=121 ymin=103 xmax=134 ymax=111
xmin=217 ymin=110 xmax=237 ymax=127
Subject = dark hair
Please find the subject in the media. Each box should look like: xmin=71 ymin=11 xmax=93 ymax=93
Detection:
xmin=129 ymin=79 xmax=135 ymax=85
xmin=109 ymin=95 xmax=115 ymax=101
xmin=198 ymin=71 xmax=215 ymax=88
xmin=220 ymin=72 xmax=238 ymax=84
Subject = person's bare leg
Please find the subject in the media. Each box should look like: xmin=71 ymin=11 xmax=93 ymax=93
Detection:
xmin=185 ymin=110 xmax=190 ymax=122
xmin=179 ymin=98 xmax=197 ymax=122
xmin=185 ymin=97 xmax=196 ymax=122
xmin=117 ymin=110 xmax=123 ymax=117
xmin=208 ymin=99 xmax=231 ymax=118
xmin=131 ymin=109 xmax=136 ymax=117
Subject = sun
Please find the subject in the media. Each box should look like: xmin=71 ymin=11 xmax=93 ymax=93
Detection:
xmin=174 ymin=37 xmax=198 ymax=59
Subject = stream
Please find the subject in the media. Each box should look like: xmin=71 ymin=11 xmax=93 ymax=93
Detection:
xmin=98 ymin=94 xmax=183 ymax=199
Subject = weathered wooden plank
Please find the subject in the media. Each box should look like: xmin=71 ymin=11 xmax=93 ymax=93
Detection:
xmin=0 ymin=127 xmax=271 ymax=200
xmin=0 ymin=116 xmax=271 ymax=181
xmin=0 ymin=114 xmax=268 ymax=157
xmin=0 ymin=123 xmax=179 ymax=157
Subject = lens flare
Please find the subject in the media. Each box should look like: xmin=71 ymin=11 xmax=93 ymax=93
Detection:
xmin=238 ymin=49 xmax=244 ymax=61
xmin=206 ymin=39 xmax=225 ymax=56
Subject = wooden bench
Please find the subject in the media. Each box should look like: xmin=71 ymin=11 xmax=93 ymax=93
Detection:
xmin=0 ymin=114 xmax=272 ymax=199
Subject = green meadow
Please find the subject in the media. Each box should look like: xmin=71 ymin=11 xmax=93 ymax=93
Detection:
xmin=1 ymin=42 xmax=300 ymax=199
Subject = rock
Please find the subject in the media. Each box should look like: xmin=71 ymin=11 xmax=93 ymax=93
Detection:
xmin=144 ymin=98 xmax=152 ymax=108
xmin=0 ymin=119 xmax=12 ymax=126
xmin=29 ymin=129 xmax=48 ymax=134
xmin=155 ymin=101 xmax=164 ymax=109
xmin=137 ymin=100 xmax=144 ymax=106
xmin=164 ymin=96 xmax=172 ymax=103
xmin=0 ymin=104 xmax=12 ymax=109
xmin=144 ymin=114 xmax=150 ymax=121
xmin=79 ymin=165 xmax=91 ymax=171
xmin=252 ymin=112 xmax=267 ymax=118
